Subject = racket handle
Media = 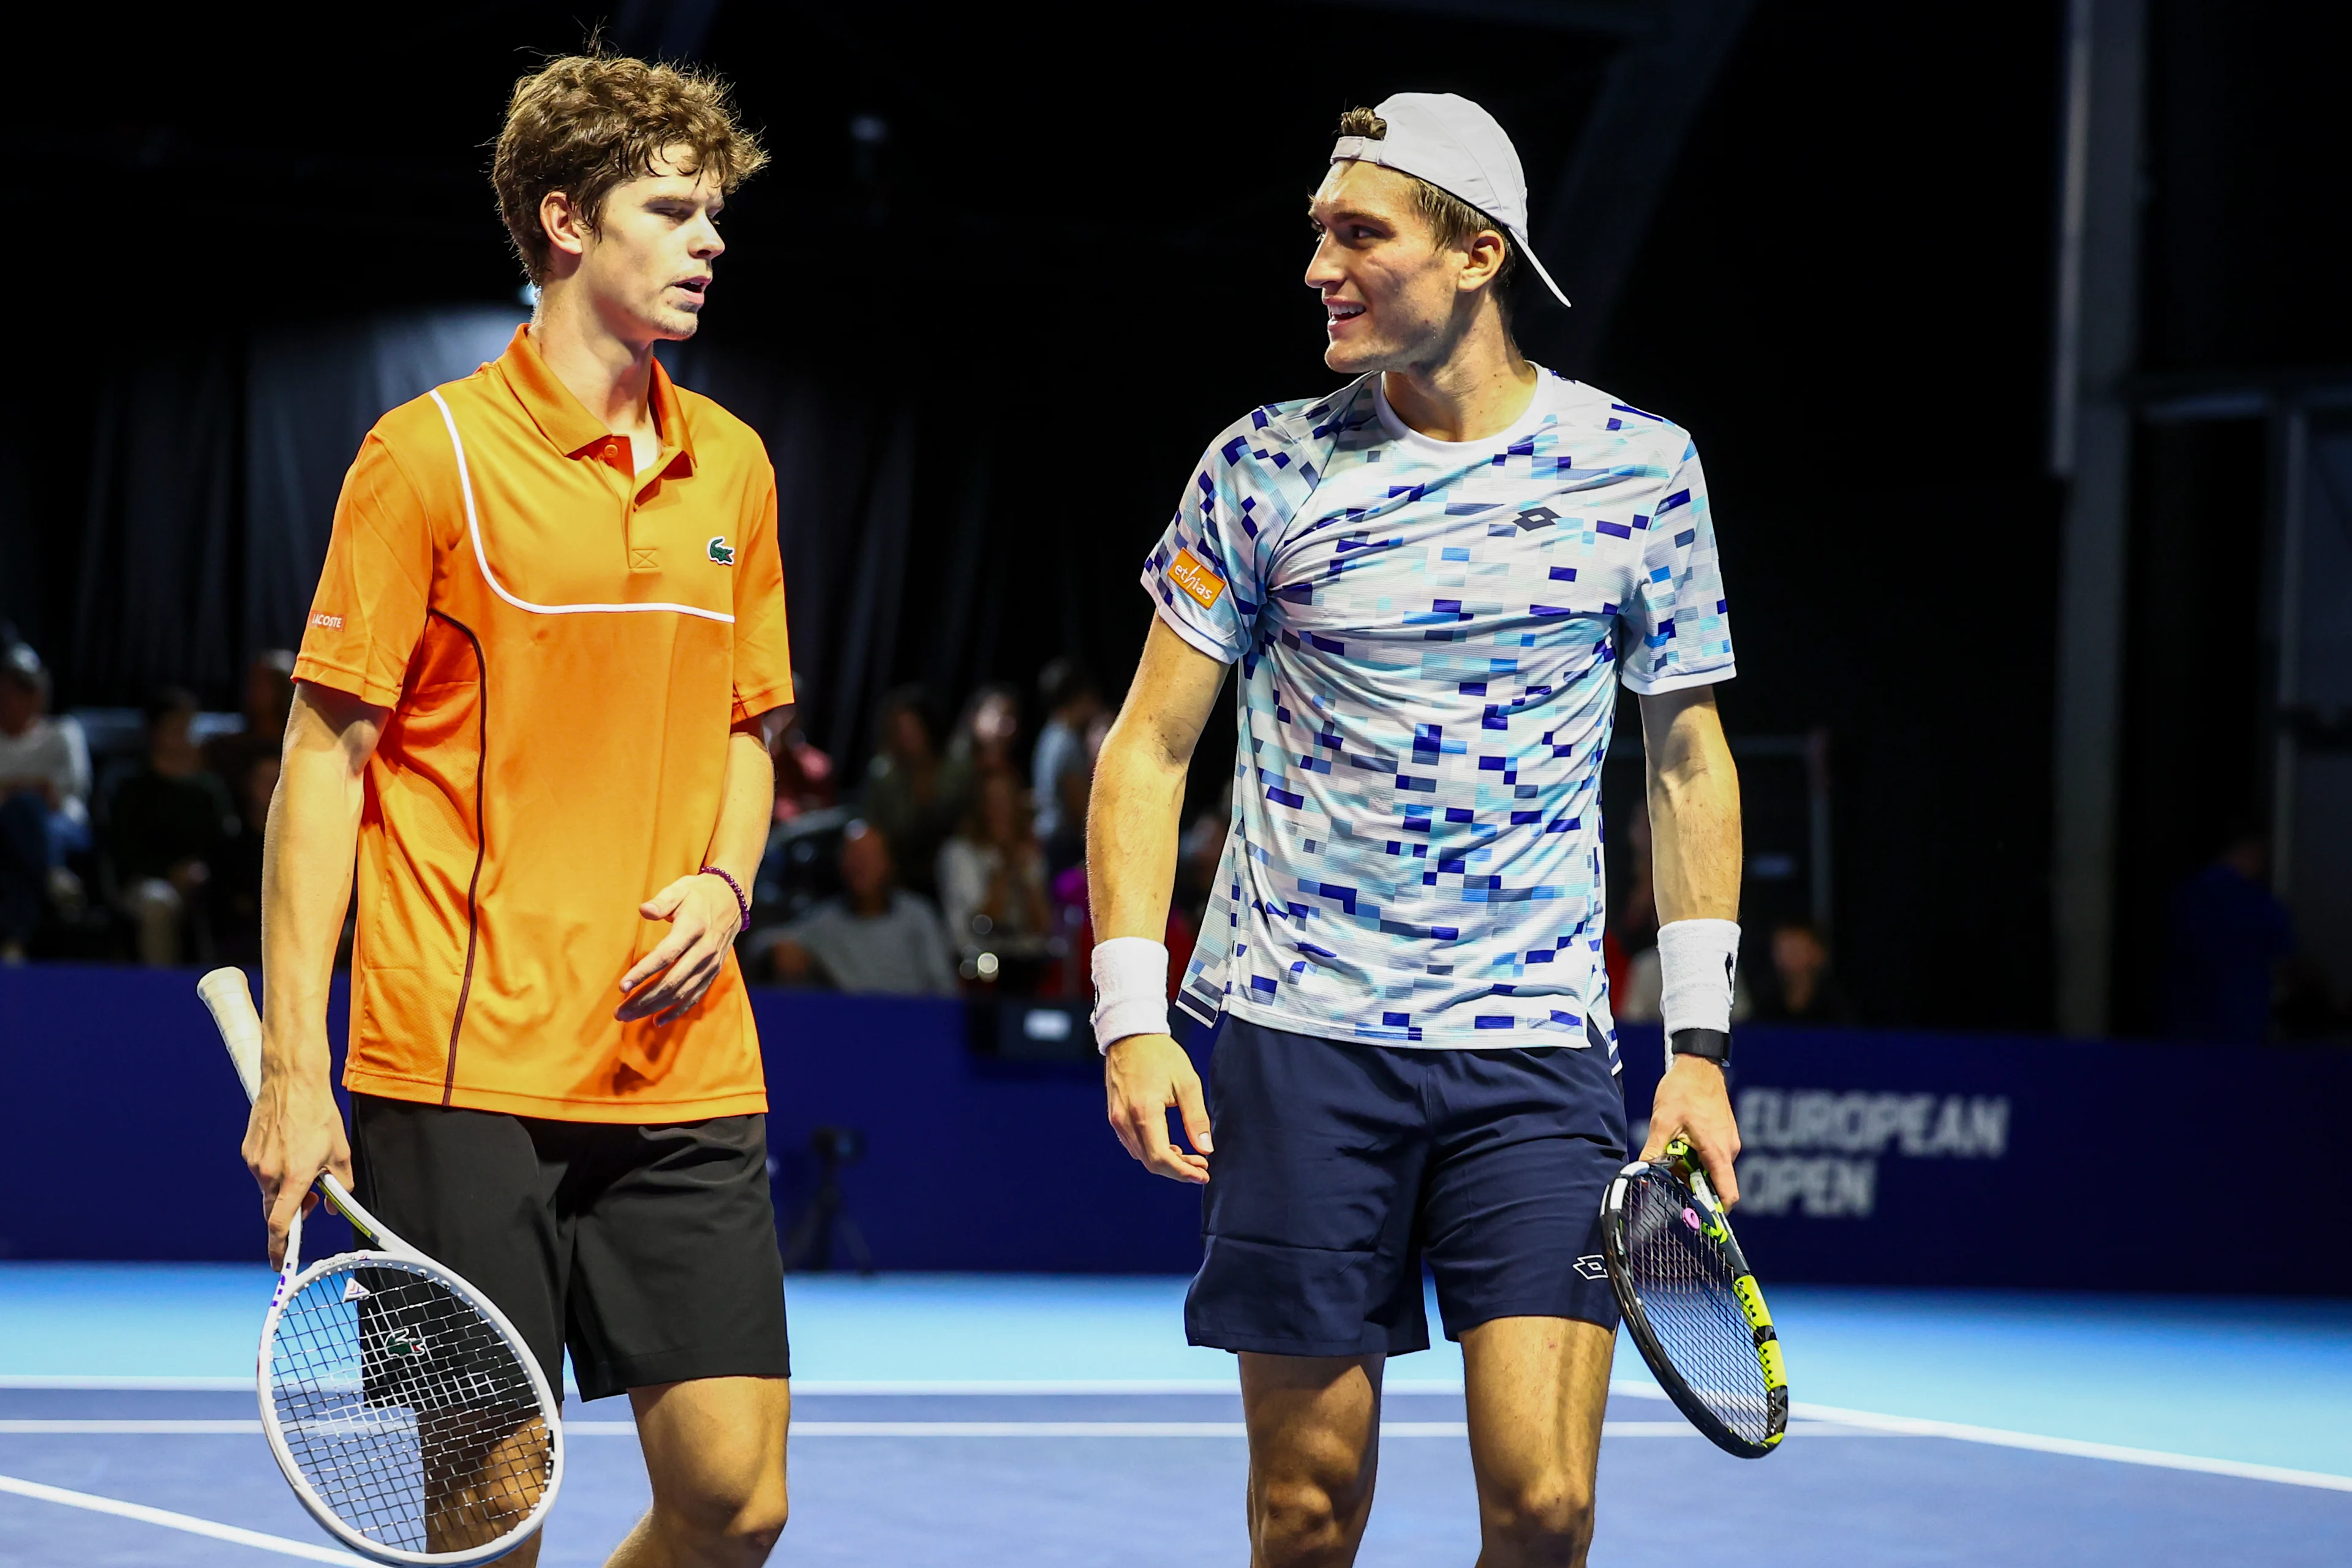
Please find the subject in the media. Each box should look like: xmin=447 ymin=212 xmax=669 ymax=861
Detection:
xmin=197 ymin=967 xmax=264 ymax=1104
xmin=271 ymin=1202 xmax=305 ymax=1305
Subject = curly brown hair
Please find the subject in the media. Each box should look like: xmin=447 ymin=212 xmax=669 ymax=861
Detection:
xmin=1335 ymin=107 xmax=1520 ymax=317
xmin=494 ymin=53 xmax=769 ymax=284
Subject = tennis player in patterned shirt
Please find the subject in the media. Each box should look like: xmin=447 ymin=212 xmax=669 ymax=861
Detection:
xmin=1088 ymin=94 xmax=1748 ymax=1566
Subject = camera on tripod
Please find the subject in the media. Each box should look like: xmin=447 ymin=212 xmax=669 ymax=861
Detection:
xmin=780 ymin=1124 xmax=873 ymax=1274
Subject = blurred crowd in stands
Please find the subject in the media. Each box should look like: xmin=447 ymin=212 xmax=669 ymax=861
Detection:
xmin=2 ymin=623 xmax=2336 ymax=1044
xmin=739 ymin=658 xmax=1204 ymax=1011
xmin=0 ymin=638 xmax=289 ymax=970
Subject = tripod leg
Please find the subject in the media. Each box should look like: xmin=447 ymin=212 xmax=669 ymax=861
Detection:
xmin=838 ymin=1213 xmax=874 ymax=1276
xmin=781 ymin=1183 xmax=834 ymax=1271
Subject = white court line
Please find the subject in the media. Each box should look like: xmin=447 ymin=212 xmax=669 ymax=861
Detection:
xmin=0 ymin=1377 xmax=1471 ymax=1401
xmin=0 ymin=1471 xmax=357 ymax=1562
xmin=0 ymin=1420 xmax=262 ymax=1434
xmin=0 ymin=1417 xmax=1879 ymax=1440
xmin=0 ymin=1375 xmax=252 ymax=1390
xmin=1785 ymin=1400 xmax=2352 ymax=1494
xmin=785 ymin=1379 xmax=1474 ymax=1395
xmin=569 ymin=1418 xmax=1885 ymax=1439
xmin=9 ymin=1381 xmax=2348 ymax=1490
xmin=573 ymin=1419 xmax=1479 ymax=1438
xmin=1607 ymin=1381 xmax=2352 ymax=1493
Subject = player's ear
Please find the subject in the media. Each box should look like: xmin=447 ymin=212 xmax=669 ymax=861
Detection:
xmin=540 ymin=190 xmax=590 ymax=267
xmin=1458 ymin=228 xmax=1507 ymax=293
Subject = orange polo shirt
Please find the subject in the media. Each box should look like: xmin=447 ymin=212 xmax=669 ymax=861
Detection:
xmin=295 ymin=325 xmax=793 ymax=1121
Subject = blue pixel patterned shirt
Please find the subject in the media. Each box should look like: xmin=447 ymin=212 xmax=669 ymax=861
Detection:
xmin=1145 ymin=368 xmax=1734 ymax=1059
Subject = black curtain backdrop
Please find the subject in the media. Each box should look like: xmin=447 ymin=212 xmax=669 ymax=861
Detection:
xmin=243 ymin=309 xmax=530 ymax=673
xmin=71 ymin=344 xmax=244 ymax=706
xmin=662 ymin=337 xmax=927 ymax=770
xmin=67 ymin=310 xmax=527 ymax=710
xmin=48 ymin=311 xmax=926 ymax=768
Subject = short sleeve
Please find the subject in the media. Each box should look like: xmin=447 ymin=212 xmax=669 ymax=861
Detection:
xmin=53 ymin=715 xmax=91 ymax=806
xmin=293 ymin=434 xmax=434 ymax=708
xmin=1140 ymin=426 xmax=1276 ymax=666
xmin=730 ymin=469 xmax=796 ymax=722
xmin=1618 ymin=437 xmax=1736 ymax=695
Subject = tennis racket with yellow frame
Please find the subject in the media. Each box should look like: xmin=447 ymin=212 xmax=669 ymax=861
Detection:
xmin=1600 ymin=1136 xmax=1789 ymax=1458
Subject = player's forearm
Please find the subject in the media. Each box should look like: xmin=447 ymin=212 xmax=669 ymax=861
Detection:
xmin=1643 ymin=690 xmax=1741 ymax=924
xmin=1086 ymin=718 xmax=1187 ymax=942
xmin=259 ymin=690 xmax=378 ymax=1090
xmin=705 ymin=726 xmax=775 ymax=889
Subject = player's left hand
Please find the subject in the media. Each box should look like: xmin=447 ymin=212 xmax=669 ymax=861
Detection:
xmin=1642 ymin=1054 xmax=1741 ymax=1206
xmin=617 ymin=872 xmax=745 ymax=1025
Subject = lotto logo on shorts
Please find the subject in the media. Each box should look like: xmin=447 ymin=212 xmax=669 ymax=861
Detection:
xmin=1573 ymin=1254 xmax=1608 ymax=1281
xmin=1168 ymin=548 xmax=1226 ymax=610
xmin=310 ymin=612 xmax=343 ymax=630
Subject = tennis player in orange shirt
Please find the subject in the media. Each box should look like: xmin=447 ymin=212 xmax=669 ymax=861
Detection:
xmin=243 ymin=55 xmax=794 ymax=1567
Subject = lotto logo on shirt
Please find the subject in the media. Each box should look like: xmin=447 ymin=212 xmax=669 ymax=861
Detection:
xmin=1168 ymin=548 xmax=1226 ymax=610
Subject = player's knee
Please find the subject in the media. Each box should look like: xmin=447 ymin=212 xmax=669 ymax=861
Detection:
xmin=1485 ymin=1472 xmax=1594 ymax=1563
xmin=1253 ymin=1473 xmax=1364 ymax=1566
xmin=660 ymin=1471 xmax=788 ymax=1562
xmin=729 ymin=1491 xmax=788 ymax=1559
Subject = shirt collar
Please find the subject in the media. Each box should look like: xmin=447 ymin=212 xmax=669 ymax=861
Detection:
xmin=494 ymin=324 xmax=698 ymax=478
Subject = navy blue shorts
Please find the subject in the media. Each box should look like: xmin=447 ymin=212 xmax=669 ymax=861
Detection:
xmin=1185 ymin=1016 xmax=1627 ymax=1359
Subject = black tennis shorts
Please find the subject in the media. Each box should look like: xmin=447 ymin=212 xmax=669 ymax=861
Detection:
xmin=1185 ymin=1016 xmax=1627 ymax=1359
xmin=349 ymin=1094 xmax=790 ymax=1404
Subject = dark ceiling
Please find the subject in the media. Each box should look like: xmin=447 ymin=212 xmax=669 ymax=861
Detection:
xmin=8 ymin=1 xmax=2350 ymax=1030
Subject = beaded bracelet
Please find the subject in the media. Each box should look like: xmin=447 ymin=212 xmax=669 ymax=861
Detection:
xmin=698 ymin=865 xmax=750 ymax=935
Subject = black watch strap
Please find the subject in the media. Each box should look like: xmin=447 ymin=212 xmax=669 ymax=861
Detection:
xmin=1669 ymin=1027 xmax=1733 ymax=1067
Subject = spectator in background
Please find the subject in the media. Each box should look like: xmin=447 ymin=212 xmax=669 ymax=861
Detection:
xmin=0 ymin=643 xmax=92 ymax=960
xmin=1031 ymin=657 xmax=1104 ymax=876
xmin=1610 ymin=797 xmax=1662 ymax=1022
xmin=945 ymin=680 xmax=1022 ymax=791
xmin=2163 ymin=827 xmax=2294 ymax=1044
xmin=938 ymin=770 xmax=1052 ymax=954
xmin=860 ymin=685 xmax=954 ymax=899
xmin=200 ymin=649 xmax=296 ymax=788
xmin=749 ymin=820 xmax=956 ymax=995
xmin=1174 ymin=786 xmax=1231 ymax=934
xmin=769 ymin=708 xmax=836 ymax=823
xmin=1750 ymin=916 xmax=1856 ymax=1023
xmin=203 ymin=751 xmax=279 ymax=967
xmin=107 ymin=687 xmax=233 ymax=967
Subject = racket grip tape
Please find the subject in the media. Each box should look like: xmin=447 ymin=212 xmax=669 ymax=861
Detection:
xmin=197 ymin=967 xmax=265 ymax=1104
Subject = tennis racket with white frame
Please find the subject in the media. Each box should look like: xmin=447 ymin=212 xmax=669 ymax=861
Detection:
xmin=198 ymin=967 xmax=564 ymax=1564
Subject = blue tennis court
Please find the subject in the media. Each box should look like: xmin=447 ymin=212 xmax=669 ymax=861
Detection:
xmin=3 ymin=1267 xmax=2346 ymax=1566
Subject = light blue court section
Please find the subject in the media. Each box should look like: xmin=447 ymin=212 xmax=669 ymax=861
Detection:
xmin=0 ymin=1265 xmax=269 ymax=1383
xmin=1760 ymin=1287 xmax=2352 ymax=1477
xmin=4 ymin=1267 xmax=2349 ymax=1476
xmin=0 ymin=1265 xmax=1469 ymax=1390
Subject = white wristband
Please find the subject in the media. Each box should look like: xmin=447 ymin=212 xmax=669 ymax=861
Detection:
xmin=1091 ymin=937 xmax=1170 ymax=1053
xmin=1655 ymin=918 xmax=1740 ymax=1063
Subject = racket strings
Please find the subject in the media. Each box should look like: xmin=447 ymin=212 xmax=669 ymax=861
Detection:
xmin=268 ymin=1261 xmax=551 ymax=1553
xmin=1620 ymin=1174 xmax=1774 ymax=1445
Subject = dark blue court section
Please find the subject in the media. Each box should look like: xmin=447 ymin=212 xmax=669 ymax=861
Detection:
xmin=4 ymin=1387 xmax=2346 ymax=1566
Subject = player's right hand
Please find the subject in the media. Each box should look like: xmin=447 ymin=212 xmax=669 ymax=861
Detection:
xmin=1104 ymin=1033 xmax=1213 ymax=1185
xmin=242 ymin=1063 xmax=353 ymax=1270
xmin=1642 ymin=1054 xmax=1741 ymax=1207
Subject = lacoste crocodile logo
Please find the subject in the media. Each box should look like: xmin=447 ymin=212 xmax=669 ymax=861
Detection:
xmin=706 ymin=536 xmax=736 ymax=566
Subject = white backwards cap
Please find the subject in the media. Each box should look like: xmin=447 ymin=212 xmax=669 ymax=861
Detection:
xmin=1330 ymin=92 xmax=1572 ymax=309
